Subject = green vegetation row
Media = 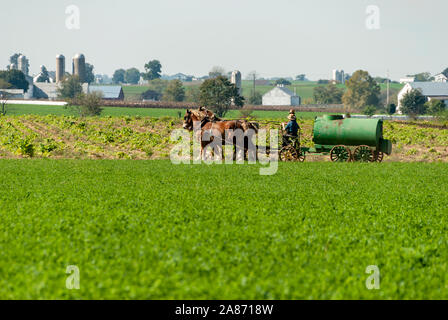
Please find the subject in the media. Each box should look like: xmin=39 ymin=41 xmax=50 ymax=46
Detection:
xmin=0 ymin=115 xmax=447 ymax=161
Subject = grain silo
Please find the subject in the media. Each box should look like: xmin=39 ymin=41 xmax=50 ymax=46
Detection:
xmin=56 ymin=54 xmax=65 ymax=83
xmin=72 ymin=53 xmax=86 ymax=83
xmin=18 ymin=55 xmax=28 ymax=75
xmin=231 ymin=70 xmax=242 ymax=95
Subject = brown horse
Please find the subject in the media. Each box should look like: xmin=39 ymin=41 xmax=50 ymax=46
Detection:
xmin=182 ymin=108 xmax=259 ymax=160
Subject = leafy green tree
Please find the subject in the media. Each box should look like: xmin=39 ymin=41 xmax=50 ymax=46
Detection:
xmin=199 ymin=76 xmax=244 ymax=117
xmin=143 ymin=60 xmax=162 ymax=81
xmin=185 ymin=86 xmax=200 ymax=103
xmin=442 ymin=68 xmax=448 ymax=78
xmin=70 ymin=92 xmax=103 ymax=117
xmin=313 ymin=84 xmax=344 ymax=104
xmin=275 ymin=78 xmax=291 ymax=86
xmin=36 ymin=66 xmax=50 ymax=83
xmin=295 ymin=74 xmax=306 ymax=81
xmin=125 ymin=68 xmax=141 ymax=84
xmin=163 ymin=80 xmax=185 ymax=102
xmin=248 ymin=91 xmax=262 ymax=105
xmin=408 ymin=72 xmax=433 ymax=82
xmin=425 ymin=100 xmax=446 ymax=115
xmin=400 ymin=89 xmax=427 ymax=116
xmin=342 ymin=70 xmax=380 ymax=111
xmin=57 ymin=75 xmax=83 ymax=99
xmin=145 ymin=79 xmax=167 ymax=95
xmin=112 ymin=69 xmax=126 ymax=84
xmin=0 ymin=69 xmax=29 ymax=92
xmin=363 ymin=105 xmax=376 ymax=117
xmin=85 ymin=63 xmax=95 ymax=84
xmin=0 ymin=78 xmax=12 ymax=89
xmin=208 ymin=66 xmax=226 ymax=78
xmin=386 ymin=103 xmax=396 ymax=115
xmin=140 ymin=89 xmax=162 ymax=101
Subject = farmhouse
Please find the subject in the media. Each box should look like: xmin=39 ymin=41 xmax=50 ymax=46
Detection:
xmin=397 ymin=82 xmax=448 ymax=113
xmin=88 ymin=86 xmax=124 ymax=100
xmin=262 ymin=85 xmax=301 ymax=106
xmin=433 ymin=73 xmax=448 ymax=83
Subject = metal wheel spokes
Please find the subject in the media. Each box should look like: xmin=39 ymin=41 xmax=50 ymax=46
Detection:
xmin=330 ymin=145 xmax=351 ymax=162
xmin=279 ymin=146 xmax=298 ymax=162
xmin=297 ymin=148 xmax=306 ymax=162
xmin=353 ymin=145 xmax=374 ymax=162
xmin=374 ymin=150 xmax=384 ymax=162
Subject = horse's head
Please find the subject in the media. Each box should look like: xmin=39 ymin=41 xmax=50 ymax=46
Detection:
xmin=183 ymin=109 xmax=200 ymax=131
xmin=241 ymin=121 xmax=259 ymax=133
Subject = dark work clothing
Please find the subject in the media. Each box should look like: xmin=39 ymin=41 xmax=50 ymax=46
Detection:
xmin=285 ymin=120 xmax=299 ymax=136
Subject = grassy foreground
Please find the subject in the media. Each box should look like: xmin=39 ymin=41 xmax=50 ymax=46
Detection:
xmin=0 ymin=160 xmax=447 ymax=299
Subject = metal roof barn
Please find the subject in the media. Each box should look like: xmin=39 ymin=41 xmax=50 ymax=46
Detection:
xmin=89 ymin=86 xmax=124 ymax=100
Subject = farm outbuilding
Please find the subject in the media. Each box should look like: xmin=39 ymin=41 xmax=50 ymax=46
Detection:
xmin=88 ymin=86 xmax=124 ymax=100
xmin=262 ymin=85 xmax=301 ymax=106
xmin=397 ymin=82 xmax=448 ymax=113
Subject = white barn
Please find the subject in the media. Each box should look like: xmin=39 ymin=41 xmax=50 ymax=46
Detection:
xmin=397 ymin=82 xmax=448 ymax=113
xmin=262 ymin=85 xmax=301 ymax=106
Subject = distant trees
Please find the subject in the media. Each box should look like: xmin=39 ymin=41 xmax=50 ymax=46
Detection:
xmin=85 ymin=63 xmax=95 ymax=84
xmin=386 ymin=104 xmax=397 ymax=115
xmin=113 ymin=67 xmax=142 ymax=84
xmin=70 ymin=92 xmax=103 ymax=117
xmin=163 ymin=80 xmax=185 ymax=102
xmin=143 ymin=60 xmax=162 ymax=81
xmin=185 ymin=86 xmax=200 ymax=103
xmin=313 ymin=84 xmax=344 ymax=104
xmin=57 ymin=75 xmax=83 ymax=99
xmin=0 ymin=78 xmax=12 ymax=89
xmin=425 ymin=99 xmax=446 ymax=115
xmin=199 ymin=76 xmax=244 ymax=117
xmin=141 ymin=89 xmax=162 ymax=101
xmin=208 ymin=66 xmax=226 ymax=78
xmin=112 ymin=69 xmax=126 ymax=84
xmin=442 ymin=68 xmax=448 ymax=78
xmin=36 ymin=66 xmax=50 ymax=83
xmin=125 ymin=68 xmax=141 ymax=84
xmin=275 ymin=78 xmax=291 ymax=86
xmin=0 ymin=69 xmax=29 ymax=92
xmin=295 ymin=74 xmax=306 ymax=81
xmin=248 ymin=91 xmax=262 ymax=105
xmin=317 ymin=79 xmax=330 ymax=84
xmin=342 ymin=70 xmax=380 ymax=111
xmin=408 ymin=72 xmax=433 ymax=82
xmin=399 ymin=89 xmax=427 ymax=116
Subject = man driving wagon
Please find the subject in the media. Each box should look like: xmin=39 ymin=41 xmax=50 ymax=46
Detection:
xmin=282 ymin=109 xmax=300 ymax=148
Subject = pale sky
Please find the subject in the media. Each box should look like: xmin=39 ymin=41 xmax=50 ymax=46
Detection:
xmin=1 ymin=0 xmax=447 ymax=80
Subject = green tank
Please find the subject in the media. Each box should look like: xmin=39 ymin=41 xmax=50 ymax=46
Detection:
xmin=312 ymin=115 xmax=392 ymax=155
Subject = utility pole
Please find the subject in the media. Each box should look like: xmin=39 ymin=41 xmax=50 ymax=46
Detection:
xmin=386 ymin=70 xmax=390 ymax=107
xmin=253 ymin=73 xmax=256 ymax=102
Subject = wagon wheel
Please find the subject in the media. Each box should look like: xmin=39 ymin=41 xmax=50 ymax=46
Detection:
xmin=353 ymin=145 xmax=374 ymax=162
xmin=297 ymin=147 xmax=306 ymax=162
xmin=279 ymin=145 xmax=298 ymax=162
xmin=374 ymin=150 xmax=384 ymax=162
xmin=330 ymin=145 xmax=351 ymax=162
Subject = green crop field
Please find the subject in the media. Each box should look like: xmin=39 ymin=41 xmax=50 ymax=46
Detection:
xmin=3 ymin=104 xmax=327 ymax=119
xmin=0 ymin=160 xmax=447 ymax=299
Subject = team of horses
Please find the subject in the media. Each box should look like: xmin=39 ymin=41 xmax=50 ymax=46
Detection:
xmin=182 ymin=107 xmax=260 ymax=160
